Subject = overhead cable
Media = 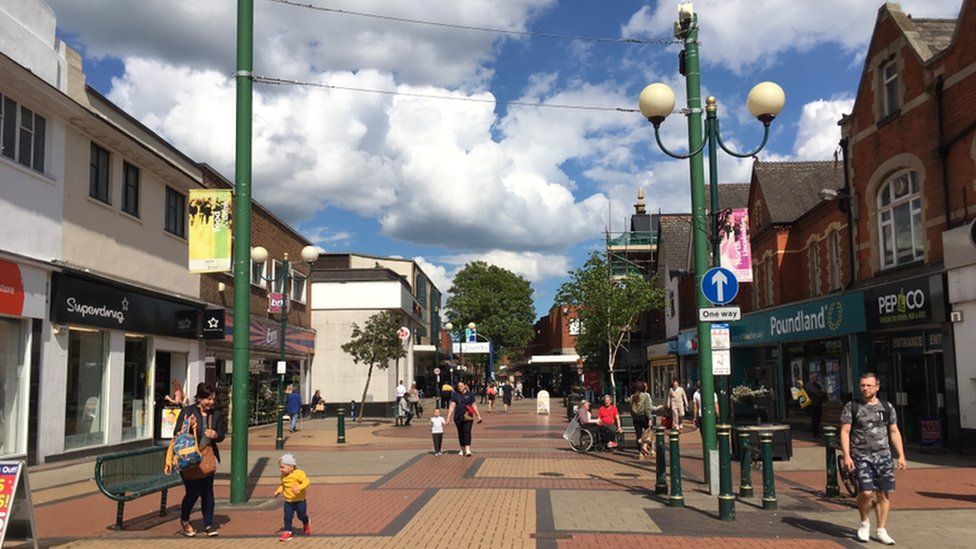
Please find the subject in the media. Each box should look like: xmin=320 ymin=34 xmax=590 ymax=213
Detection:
xmin=262 ymin=0 xmax=681 ymax=45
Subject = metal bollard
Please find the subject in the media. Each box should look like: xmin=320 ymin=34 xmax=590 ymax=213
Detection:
xmin=336 ymin=407 xmax=346 ymax=444
xmin=668 ymin=429 xmax=684 ymax=507
xmin=737 ymin=427 xmax=753 ymax=498
xmin=824 ymin=425 xmax=840 ymax=497
xmin=760 ymin=431 xmax=777 ymax=510
xmin=717 ymin=424 xmax=735 ymax=521
xmin=654 ymin=426 xmax=668 ymax=495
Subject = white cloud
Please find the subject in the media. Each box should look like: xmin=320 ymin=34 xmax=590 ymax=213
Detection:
xmin=439 ymin=250 xmax=570 ymax=282
xmin=414 ymin=256 xmax=454 ymax=296
xmin=50 ymin=0 xmax=557 ymax=88
xmin=622 ymin=0 xmax=960 ymax=73
xmin=303 ymin=226 xmax=353 ymax=250
xmin=792 ymin=97 xmax=854 ymax=160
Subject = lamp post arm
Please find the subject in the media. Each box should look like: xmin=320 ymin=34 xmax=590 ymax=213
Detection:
xmin=654 ymin=124 xmax=707 ymax=159
xmin=714 ymin=119 xmax=770 ymax=158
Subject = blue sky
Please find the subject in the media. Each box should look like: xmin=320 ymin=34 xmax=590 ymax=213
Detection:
xmin=49 ymin=0 xmax=961 ymax=317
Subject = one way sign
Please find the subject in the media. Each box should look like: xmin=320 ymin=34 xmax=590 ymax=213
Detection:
xmin=701 ymin=267 xmax=739 ymax=305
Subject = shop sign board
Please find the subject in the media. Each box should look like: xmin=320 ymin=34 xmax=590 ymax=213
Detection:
xmin=864 ymin=274 xmax=947 ymax=330
xmin=50 ymin=272 xmax=200 ymax=338
xmin=452 ymin=342 xmax=490 ymax=353
xmin=0 ymin=260 xmax=46 ymax=319
xmin=0 ymin=461 xmax=38 ymax=548
xmin=201 ymin=309 xmax=225 ymax=339
xmin=731 ymin=292 xmax=865 ymax=346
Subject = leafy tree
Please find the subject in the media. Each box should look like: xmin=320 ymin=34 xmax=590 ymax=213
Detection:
xmin=341 ymin=311 xmax=407 ymax=421
xmin=445 ymin=262 xmax=535 ymax=362
xmin=555 ymin=252 xmax=664 ymax=397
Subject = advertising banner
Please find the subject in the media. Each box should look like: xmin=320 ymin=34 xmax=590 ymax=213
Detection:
xmin=268 ymin=292 xmax=286 ymax=314
xmin=188 ymin=189 xmax=233 ymax=273
xmin=0 ymin=461 xmax=38 ymax=548
xmin=719 ymin=208 xmax=753 ymax=282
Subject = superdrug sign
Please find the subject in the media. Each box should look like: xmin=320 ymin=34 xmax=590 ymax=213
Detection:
xmin=51 ymin=272 xmax=201 ymax=338
xmin=864 ymin=274 xmax=947 ymax=330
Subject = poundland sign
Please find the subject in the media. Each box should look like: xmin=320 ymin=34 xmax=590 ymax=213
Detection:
xmin=731 ymin=292 xmax=865 ymax=346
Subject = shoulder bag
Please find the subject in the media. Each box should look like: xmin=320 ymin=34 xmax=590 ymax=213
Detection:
xmin=183 ymin=414 xmax=218 ymax=480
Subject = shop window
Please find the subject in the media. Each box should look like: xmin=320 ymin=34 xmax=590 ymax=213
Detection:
xmin=291 ymin=272 xmax=307 ymax=303
xmin=0 ymin=317 xmax=27 ymax=456
xmin=122 ymin=162 xmax=140 ymax=218
xmin=65 ymin=328 xmax=107 ymax=451
xmin=877 ymin=170 xmax=923 ymax=269
xmin=0 ymin=94 xmax=45 ymax=172
xmin=881 ymin=59 xmax=899 ymax=117
xmin=828 ymin=231 xmax=843 ymax=290
xmin=272 ymin=260 xmax=286 ymax=293
xmin=89 ymin=143 xmax=111 ymax=203
xmin=808 ymin=242 xmax=821 ymax=297
xmin=122 ymin=335 xmax=152 ymax=442
xmin=165 ymin=186 xmax=186 ymax=238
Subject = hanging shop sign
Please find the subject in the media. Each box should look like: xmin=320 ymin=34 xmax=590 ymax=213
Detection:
xmin=50 ymin=272 xmax=200 ymax=338
xmin=201 ymin=309 xmax=226 ymax=340
xmin=731 ymin=291 xmax=865 ymax=346
xmin=864 ymin=274 xmax=946 ymax=330
xmin=0 ymin=260 xmax=46 ymax=319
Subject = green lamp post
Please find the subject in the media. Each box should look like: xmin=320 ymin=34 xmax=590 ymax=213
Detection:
xmin=637 ymin=3 xmax=785 ymax=493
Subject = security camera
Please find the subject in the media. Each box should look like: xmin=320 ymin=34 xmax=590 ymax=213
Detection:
xmin=819 ymin=189 xmax=839 ymax=201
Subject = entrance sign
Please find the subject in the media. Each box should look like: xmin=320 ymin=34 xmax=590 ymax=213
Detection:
xmin=701 ymin=267 xmax=739 ymax=305
xmin=536 ymin=390 xmax=550 ymax=415
xmin=0 ymin=461 xmax=38 ymax=548
xmin=699 ymin=306 xmax=741 ymax=322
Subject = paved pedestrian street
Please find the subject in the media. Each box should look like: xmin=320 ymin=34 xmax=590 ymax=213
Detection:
xmin=14 ymin=400 xmax=976 ymax=548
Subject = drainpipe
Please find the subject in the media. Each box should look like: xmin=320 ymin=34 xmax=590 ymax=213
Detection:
xmin=935 ymin=75 xmax=952 ymax=229
xmin=839 ymin=137 xmax=857 ymax=289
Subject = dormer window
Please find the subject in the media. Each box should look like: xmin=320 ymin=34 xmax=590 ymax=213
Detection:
xmin=882 ymin=60 xmax=899 ymax=117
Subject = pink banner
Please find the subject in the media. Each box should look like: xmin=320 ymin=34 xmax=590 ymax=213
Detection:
xmin=719 ymin=208 xmax=753 ymax=282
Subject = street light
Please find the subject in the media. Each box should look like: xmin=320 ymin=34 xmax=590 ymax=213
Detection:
xmin=465 ymin=323 xmax=495 ymax=387
xmin=637 ymin=4 xmax=784 ymax=497
xmin=251 ymin=244 xmax=320 ymax=450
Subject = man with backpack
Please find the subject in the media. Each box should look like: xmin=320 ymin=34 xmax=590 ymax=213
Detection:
xmin=839 ymin=372 xmax=906 ymax=545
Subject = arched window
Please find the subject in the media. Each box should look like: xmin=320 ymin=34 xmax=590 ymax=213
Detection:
xmin=877 ymin=170 xmax=923 ymax=268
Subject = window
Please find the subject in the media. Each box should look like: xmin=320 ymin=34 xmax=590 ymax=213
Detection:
xmin=89 ymin=143 xmax=110 ymax=203
xmin=808 ymin=242 xmax=821 ymax=297
xmin=763 ymin=259 xmax=774 ymax=307
xmin=878 ymin=171 xmax=923 ymax=268
xmin=272 ymin=260 xmax=286 ymax=293
xmin=882 ymin=60 xmax=899 ymax=117
xmin=0 ymin=94 xmax=46 ymax=172
xmin=250 ymin=259 xmax=267 ymax=287
xmin=165 ymin=186 xmax=186 ymax=237
xmin=291 ymin=271 xmax=307 ymax=302
xmin=828 ymin=231 xmax=843 ymax=290
xmin=0 ymin=318 xmax=28 ymax=456
xmin=122 ymin=162 xmax=140 ymax=217
xmin=65 ymin=328 xmax=107 ymax=450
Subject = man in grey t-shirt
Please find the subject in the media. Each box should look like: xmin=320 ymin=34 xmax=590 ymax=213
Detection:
xmin=840 ymin=372 xmax=906 ymax=545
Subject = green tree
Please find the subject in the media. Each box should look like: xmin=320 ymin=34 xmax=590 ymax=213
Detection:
xmin=555 ymin=252 xmax=664 ymax=397
xmin=341 ymin=311 xmax=407 ymax=421
xmin=445 ymin=261 xmax=535 ymax=362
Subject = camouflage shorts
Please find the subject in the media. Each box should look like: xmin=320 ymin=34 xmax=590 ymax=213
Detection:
xmin=853 ymin=452 xmax=895 ymax=493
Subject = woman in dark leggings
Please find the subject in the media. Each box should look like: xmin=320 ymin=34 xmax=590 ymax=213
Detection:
xmin=165 ymin=383 xmax=225 ymax=537
xmin=445 ymin=381 xmax=482 ymax=456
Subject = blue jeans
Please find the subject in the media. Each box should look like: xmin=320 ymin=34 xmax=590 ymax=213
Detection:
xmin=290 ymin=413 xmax=299 ymax=431
xmin=283 ymin=500 xmax=309 ymax=532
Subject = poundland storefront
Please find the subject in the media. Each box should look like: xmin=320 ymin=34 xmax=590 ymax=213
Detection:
xmin=731 ymin=292 xmax=868 ymax=424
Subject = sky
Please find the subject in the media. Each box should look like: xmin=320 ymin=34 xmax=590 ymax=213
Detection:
xmin=48 ymin=0 xmax=962 ymax=317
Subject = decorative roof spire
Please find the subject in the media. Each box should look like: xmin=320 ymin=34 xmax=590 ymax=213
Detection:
xmin=635 ymin=188 xmax=646 ymax=214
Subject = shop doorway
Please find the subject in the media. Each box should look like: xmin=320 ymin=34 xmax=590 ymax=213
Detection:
xmin=153 ymin=351 xmax=188 ymax=440
xmin=892 ymin=353 xmax=945 ymax=445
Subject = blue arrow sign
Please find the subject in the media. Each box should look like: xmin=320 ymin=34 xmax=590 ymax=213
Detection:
xmin=701 ymin=267 xmax=739 ymax=305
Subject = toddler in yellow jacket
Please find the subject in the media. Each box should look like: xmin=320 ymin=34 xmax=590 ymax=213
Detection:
xmin=274 ymin=453 xmax=310 ymax=541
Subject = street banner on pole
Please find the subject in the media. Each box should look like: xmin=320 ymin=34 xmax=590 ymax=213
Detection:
xmin=719 ymin=208 xmax=752 ymax=282
xmin=188 ymin=189 xmax=233 ymax=273
xmin=268 ymin=292 xmax=286 ymax=314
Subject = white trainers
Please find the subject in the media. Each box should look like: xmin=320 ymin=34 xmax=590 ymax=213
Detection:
xmin=876 ymin=528 xmax=896 ymax=545
xmin=458 ymin=450 xmax=465 ymax=456
xmin=856 ymin=521 xmax=870 ymax=542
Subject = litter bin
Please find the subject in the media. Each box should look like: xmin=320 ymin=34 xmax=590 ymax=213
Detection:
xmin=732 ymin=424 xmax=792 ymax=461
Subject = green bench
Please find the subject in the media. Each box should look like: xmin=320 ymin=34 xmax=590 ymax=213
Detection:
xmin=94 ymin=446 xmax=182 ymax=530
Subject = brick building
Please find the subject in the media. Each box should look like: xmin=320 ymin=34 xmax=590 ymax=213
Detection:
xmin=524 ymin=305 xmax=580 ymax=396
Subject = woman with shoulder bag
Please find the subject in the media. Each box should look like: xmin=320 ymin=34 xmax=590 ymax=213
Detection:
xmin=629 ymin=382 xmax=659 ymax=459
xmin=164 ymin=383 xmax=225 ymax=538
xmin=445 ymin=381 xmax=482 ymax=456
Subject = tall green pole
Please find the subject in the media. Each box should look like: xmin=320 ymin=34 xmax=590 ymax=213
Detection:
xmin=681 ymin=14 xmax=717 ymax=493
xmin=276 ymin=256 xmax=289 ymax=450
xmin=705 ymin=102 xmax=730 ymax=427
xmin=230 ymin=0 xmax=254 ymax=505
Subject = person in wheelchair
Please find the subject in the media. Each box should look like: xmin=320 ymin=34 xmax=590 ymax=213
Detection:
xmin=597 ymin=394 xmax=622 ymax=449
xmin=577 ymin=400 xmax=601 ymax=427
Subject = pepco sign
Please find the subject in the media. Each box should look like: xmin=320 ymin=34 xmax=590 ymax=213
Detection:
xmin=864 ymin=274 xmax=946 ymax=330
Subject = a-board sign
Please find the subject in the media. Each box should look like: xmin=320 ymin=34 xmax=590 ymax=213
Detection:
xmin=536 ymin=390 xmax=551 ymax=415
xmin=0 ymin=461 xmax=38 ymax=548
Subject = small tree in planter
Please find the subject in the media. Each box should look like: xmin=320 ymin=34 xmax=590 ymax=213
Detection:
xmin=342 ymin=311 xmax=406 ymax=422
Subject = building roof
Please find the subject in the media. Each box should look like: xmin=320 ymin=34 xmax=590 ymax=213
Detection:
xmin=908 ymin=18 xmax=956 ymax=61
xmin=657 ymin=215 xmax=692 ymax=273
xmin=704 ymin=183 xmax=752 ymax=210
xmin=752 ymin=161 xmax=844 ymax=224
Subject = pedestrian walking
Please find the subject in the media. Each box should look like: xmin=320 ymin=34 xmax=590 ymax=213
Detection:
xmin=840 ymin=372 xmax=906 ymax=545
xmin=629 ymin=382 xmax=659 ymax=459
xmin=273 ymin=453 xmax=311 ymax=541
xmin=445 ymin=381 xmax=482 ymax=456
xmin=692 ymin=381 xmax=718 ymax=429
xmin=515 ymin=381 xmax=524 ymax=400
xmin=164 ymin=383 xmax=225 ymax=538
xmin=395 ymin=379 xmax=406 ymax=406
xmin=668 ymin=379 xmax=689 ymax=430
xmin=286 ymin=384 xmax=302 ymax=433
xmin=430 ymin=408 xmax=446 ymax=455
xmin=486 ymin=384 xmax=497 ymax=413
xmin=806 ymin=373 xmax=827 ymax=439
xmin=310 ymin=389 xmax=325 ymax=418
xmin=501 ymin=381 xmax=514 ymax=412
xmin=407 ymin=382 xmax=421 ymax=418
